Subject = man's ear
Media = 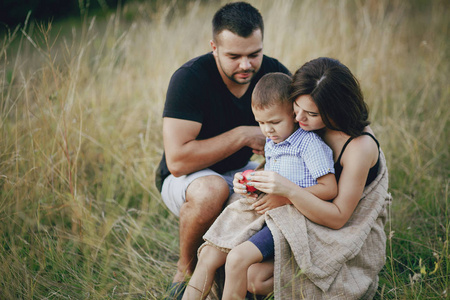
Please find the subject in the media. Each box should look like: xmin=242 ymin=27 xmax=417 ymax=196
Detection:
xmin=210 ymin=40 xmax=218 ymax=56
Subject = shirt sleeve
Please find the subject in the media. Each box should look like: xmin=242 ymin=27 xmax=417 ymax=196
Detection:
xmin=302 ymin=135 xmax=335 ymax=179
xmin=163 ymin=67 xmax=204 ymax=123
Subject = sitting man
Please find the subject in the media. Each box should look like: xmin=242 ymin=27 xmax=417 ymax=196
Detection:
xmin=155 ymin=2 xmax=290 ymax=298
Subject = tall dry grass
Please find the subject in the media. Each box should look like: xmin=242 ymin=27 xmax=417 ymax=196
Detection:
xmin=0 ymin=0 xmax=448 ymax=298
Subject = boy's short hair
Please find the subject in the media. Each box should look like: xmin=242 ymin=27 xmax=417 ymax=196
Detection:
xmin=212 ymin=2 xmax=264 ymax=41
xmin=252 ymin=73 xmax=292 ymax=110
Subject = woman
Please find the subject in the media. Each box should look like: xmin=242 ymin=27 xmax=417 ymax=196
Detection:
xmin=230 ymin=57 xmax=390 ymax=299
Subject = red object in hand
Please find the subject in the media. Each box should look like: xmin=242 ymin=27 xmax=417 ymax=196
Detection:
xmin=239 ymin=169 xmax=257 ymax=192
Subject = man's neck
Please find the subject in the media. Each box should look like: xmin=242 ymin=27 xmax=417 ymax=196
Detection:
xmin=227 ymin=82 xmax=250 ymax=98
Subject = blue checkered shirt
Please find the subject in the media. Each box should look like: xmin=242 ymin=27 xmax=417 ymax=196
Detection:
xmin=264 ymin=128 xmax=334 ymax=188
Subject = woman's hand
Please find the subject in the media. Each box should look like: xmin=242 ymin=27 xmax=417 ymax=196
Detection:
xmin=253 ymin=194 xmax=291 ymax=214
xmin=233 ymin=172 xmax=259 ymax=198
xmin=246 ymin=170 xmax=296 ymax=198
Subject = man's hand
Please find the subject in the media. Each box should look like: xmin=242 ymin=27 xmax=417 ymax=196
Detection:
xmin=239 ymin=126 xmax=265 ymax=155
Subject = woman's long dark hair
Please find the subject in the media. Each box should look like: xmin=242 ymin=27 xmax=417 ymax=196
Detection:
xmin=289 ymin=57 xmax=370 ymax=137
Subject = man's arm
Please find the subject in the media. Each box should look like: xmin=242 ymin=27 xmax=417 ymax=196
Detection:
xmin=163 ymin=117 xmax=265 ymax=177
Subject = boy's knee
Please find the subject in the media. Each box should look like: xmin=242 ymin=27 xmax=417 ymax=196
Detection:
xmin=225 ymin=246 xmax=247 ymax=271
xmin=226 ymin=242 xmax=263 ymax=274
xmin=198 ymin=246 xmax=226 ymax=269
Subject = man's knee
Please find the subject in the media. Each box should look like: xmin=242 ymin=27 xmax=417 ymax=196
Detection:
xmin=186 ymin=175 xmax=229 ymax=201
xmin=183 ymin=176 xmax=229 ymax=219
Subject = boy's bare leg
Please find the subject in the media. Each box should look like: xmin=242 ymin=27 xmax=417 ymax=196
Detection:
xmin=222 ymin=241 xmax=263 ymax=300
xmin=183 ymin=245 xmax=228 ymax=299
xmin=173 ymin=176 xmax=229 ymax=283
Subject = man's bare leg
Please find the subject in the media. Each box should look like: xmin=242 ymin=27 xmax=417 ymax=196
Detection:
xmin=172 ymin=175 xmax=230 ymax=283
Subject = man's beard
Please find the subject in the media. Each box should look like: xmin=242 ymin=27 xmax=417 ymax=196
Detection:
xmin=229 ymin=70 xmax=255 ymax=84
xmin=218 ymin=59 xmax=256 ymax=85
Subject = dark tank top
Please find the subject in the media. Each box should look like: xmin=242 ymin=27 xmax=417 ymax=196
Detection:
xmin=334 ymin=132 xmax=380 ymax=186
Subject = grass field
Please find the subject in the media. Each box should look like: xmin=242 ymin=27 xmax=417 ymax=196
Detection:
xmin=0 ymin=0 xmax=448 ymax=298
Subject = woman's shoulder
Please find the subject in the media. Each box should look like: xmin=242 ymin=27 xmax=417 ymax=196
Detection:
xmin=351 ymin=133 xmax=378 ymax=148
xmin=342 ymin=133 xmax=379 ymax=167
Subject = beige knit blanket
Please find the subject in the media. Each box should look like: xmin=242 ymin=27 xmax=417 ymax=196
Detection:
xmin=201 ymin=150 xmax=391 ymax=299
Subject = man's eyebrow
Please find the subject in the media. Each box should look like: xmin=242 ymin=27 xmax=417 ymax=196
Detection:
xmin=226 ymin=48 xmax=262 ymax=57
xmin=248 ymin=48 xmax=263 ymax=56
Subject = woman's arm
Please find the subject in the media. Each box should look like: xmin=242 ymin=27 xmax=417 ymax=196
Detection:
xmin=247 ymin=173 xmax=337 ymax=215
xmin=246 ymin=137 xmax=378 ymax=229
xmin=232 ymin=165 xmax=338 ymax=216
xmin=303 ymin=173 xmax=337 ymax=201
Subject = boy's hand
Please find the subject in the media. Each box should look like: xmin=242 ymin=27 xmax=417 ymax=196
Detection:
xmin=252 ymin=194 xmax=291 ymax=215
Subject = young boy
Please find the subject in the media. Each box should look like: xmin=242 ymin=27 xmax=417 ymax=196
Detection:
xmin=183 ymin=73 xmax=337 ymax=299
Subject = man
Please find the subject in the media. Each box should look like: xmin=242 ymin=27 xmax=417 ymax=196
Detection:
xmin=156 ymin=2 xmax=290 ymax=297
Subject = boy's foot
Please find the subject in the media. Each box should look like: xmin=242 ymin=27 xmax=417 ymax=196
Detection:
xmin=163 ymin=281 xmax=187 ymax=300
xmin=246 ymin=291 xmax=266 ymax=300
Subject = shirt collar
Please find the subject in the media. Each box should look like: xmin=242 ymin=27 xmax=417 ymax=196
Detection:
xmin=267 ymin=127 xmax=306 ymax=147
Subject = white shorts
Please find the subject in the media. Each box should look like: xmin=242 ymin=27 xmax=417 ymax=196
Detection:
xmin=161 ymin=161 xmax=259 ymax=217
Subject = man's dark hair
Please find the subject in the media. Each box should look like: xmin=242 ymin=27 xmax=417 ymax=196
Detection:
xmin=212 ymin=2 xmax=264 ymax=41
xmin=290 ymin=57 xmax=370 ymax=138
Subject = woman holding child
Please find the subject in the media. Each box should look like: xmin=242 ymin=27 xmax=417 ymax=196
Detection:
xmin=184 ymin=57 xmax=390 ymax=299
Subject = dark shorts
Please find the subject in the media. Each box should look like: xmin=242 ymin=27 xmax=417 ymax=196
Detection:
xmin=248 ymin=224 xmax=274 ymax=261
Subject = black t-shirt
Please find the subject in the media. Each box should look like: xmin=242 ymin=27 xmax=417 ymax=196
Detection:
xmin=156 ymin=52 xmax=290 ymax=189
